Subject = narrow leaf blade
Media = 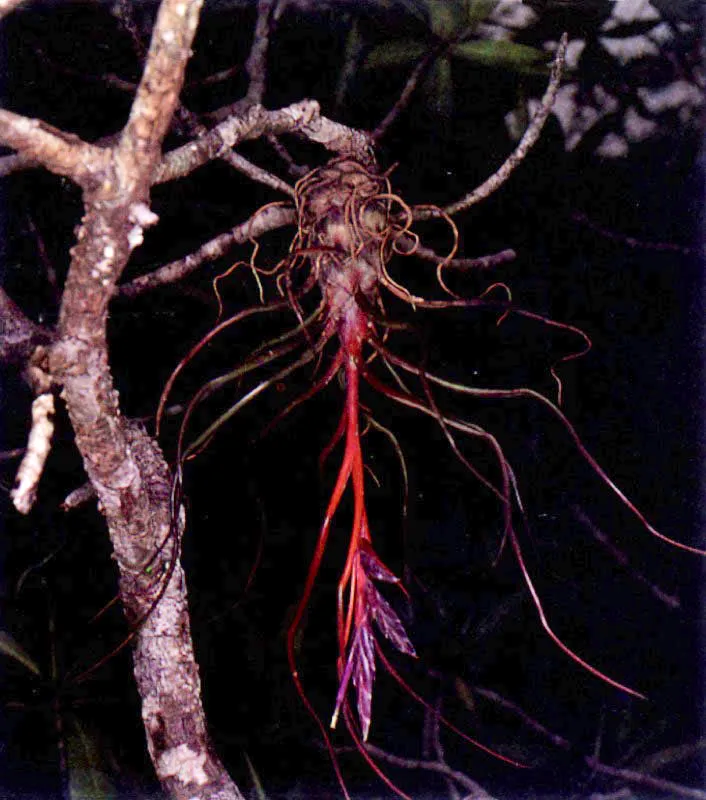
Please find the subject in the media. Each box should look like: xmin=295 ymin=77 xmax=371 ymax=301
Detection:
xmin=0 ymin=630 xmax=41 ymax=677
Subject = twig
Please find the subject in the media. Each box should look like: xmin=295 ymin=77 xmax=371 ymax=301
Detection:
xmin=11 ymin=393 xmax=55 ymax=514
xmin=572 ymin=211 xmax=693 ymax=255
xmin=572 ymin=505 xmax=681 ymax=610
xmin=429 ymin=696 xmax=461 ymax=800
xmin=245 ymin=0 xmax=277 ymax=105
xmin=416 ymin=33 xmax=568 ymax=221
xmin=0 ymin=448 xmax=25 ymax=462
xmin=413 ymin=242 xmax=517 ymax=271
xmin=372 ymin=46 xmax=441 ymax=143
xmin=584 ymin=758 xmax=706 ymax=800
xmin=115 ymin=0 xmax=294 ymax=197
xmin=172 ymin=105 xmax=294 ymax=195
xmin=364 ymin=743 xmax=497 ymax=800
xmin=223 ymin=149 xmax=293 ymax=195
xmin=158 ymin=100 xmax=373 ymax=184
xmin=473 ymin=687 xmax=571 ymax=751
xmin=62 ymin=482 xmax=97 ymax=511
xmin=266 ymin=134 xmax=310 ymax=178
xmin=475 ymin=687 xmax=706 ymax=799
xmin=117 ymin=204 xmax=295 ymax=298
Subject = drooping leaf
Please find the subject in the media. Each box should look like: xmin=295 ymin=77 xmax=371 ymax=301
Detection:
xmin=367 ymin=583 xmax=416 ymax=657
xmin=0 ymin=630 xmax=41 ymax=677
xmin=451 ymin=39 xmax=548 ymax=71
xmin=363 ymin=40 xmax=429 ymax=70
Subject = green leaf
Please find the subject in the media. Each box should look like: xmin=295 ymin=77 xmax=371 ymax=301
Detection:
xmin=451 ymin=39 xmax=548 ymax=71
xmin=465 ymin=0 xmax=501 ymax=28
xmin=363 ymin=40 xmax=429 ymax=70
xmin=425 ymin=0 xmax=465 ymax=39
xmin=0 ymin=630 xmax=41 ymax=677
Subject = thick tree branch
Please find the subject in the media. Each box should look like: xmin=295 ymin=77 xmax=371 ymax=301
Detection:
xmin=0 ymin=109 xmax=110 ymax=187
xmin=26 ymin=1 xmax=245 ymax=797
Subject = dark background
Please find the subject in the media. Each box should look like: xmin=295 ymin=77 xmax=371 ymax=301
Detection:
xmin=0 ymin=2 xmax=703 ymax=797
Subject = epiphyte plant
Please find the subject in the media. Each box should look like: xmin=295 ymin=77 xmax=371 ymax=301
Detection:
xmin=154 ymin=31 xmax=704 ymax=796
xmin=2 ymin=1 xmax=700 ymax=797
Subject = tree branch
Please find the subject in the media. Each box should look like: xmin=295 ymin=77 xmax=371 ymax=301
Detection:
xmin=475 ymin=687 xmax=706 ymax=799
xmin=416 ymin=33 xmax=568 ymax=221
xmin=157 ymin=99 xmax=372 ymax=184
xmin=0 ymin=109 xmax=110 ymax=187
xmin=364 ymin=743 xmax=497 ymax=800
xmin=23 ymin=1 xmax=246 ymax=797
xmin=117 ymin=204 xmax=295 ymax=298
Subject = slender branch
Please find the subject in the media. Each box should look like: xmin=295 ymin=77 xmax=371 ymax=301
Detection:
xmin=372 ymin=45 xmax=441 ymax=143
xmin=117 ymin=204 xmax=295 ymax=298
xmin=172 ymin=103 xmax=294 ymax=195
xmin=114 ymin=0 xmax=293 ymax=196
xmin=416 ymin=33 xmax=568 ymax=221
xmin=222 ymin=149 xmax=294 ymax=194
xmin=413 ymin=242 xmax=517 ymax=271
xmin=364 ymin=743 xmax=497 ymax=800
xmin=572 ymin=505 xmax=681 ymax=609
xmin=244 ymin=0 xmax=277 ymax=105
xmin=475 ymin=687 xmax=706 ymax=799
xmin=158 ymin=100 xmax=372 ymax=184
xmin=11 ymin=393 xmax=54 ymax=514
xmin=157 ymin=100 xmax=319 ymax=182
xmin=583 ymin=758 xmax=706 ymax=800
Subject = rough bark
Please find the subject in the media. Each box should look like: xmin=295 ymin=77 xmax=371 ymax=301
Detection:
xmin=1 ymin=0 xmax=245 ymax=797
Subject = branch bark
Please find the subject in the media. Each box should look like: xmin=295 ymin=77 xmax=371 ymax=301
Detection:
xmin=0 ymin=1 xmax=245 ymax=797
